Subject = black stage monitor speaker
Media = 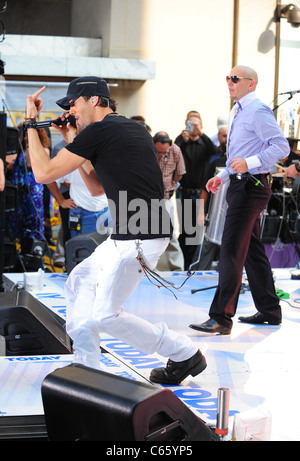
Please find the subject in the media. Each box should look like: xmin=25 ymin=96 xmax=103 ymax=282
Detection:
xmin=42 ymin=364 xmax=212 ymax=442
xmin=0 ymin=290 xmax=72 ymax=356
xmin=65 ymin=231 xmax=109 ymax=274
xmin=261 ymin=215 xmax=281 ymax=243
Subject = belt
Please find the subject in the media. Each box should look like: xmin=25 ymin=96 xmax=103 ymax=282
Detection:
xmin=229 ymin=173 xmax=269 ymax=181
xmin=229 ymin=172 xmax=270 ymax=189
xmin=181 ymin=188 xmax=202 ymax=195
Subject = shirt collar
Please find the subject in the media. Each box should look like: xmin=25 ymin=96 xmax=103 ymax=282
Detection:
xmin=238 ymin=91 xmax=258 ymax=110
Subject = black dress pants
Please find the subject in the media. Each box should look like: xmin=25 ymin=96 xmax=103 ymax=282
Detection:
xmin=209 ymin=175 xmax=281 ymax=329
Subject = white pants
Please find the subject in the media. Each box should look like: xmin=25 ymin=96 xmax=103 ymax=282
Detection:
xmin=65 ymin=237 xmax=197 ymax=368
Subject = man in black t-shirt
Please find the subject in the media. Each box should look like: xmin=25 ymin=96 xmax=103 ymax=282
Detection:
xmin=64 ymin=114 xmax=171 ymax=240
xmin=25 ymin=77 xmax=207 ymax=385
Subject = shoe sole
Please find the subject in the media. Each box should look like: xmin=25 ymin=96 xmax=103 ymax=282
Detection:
xmin=189 ymin=324 xmax=231 ymax=335
xmin=150 ymin=356 xmax=207 ymax=385
xmin=238 ymin=317 xmax=281 ymax=326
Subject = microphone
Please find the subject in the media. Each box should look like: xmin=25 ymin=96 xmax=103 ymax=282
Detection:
xmin=278 ymin=90 xmax=300 ymax=96
xmin=248 ymin=173 xmax=264 ymax=189
xmin=35 ymin=115 xmax=76 ymax=128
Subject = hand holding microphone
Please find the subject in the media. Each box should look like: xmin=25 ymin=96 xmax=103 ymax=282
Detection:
xmin=34 ymin=114 xmax=77 ymax=129
xmin=24 ymin=114 xmax=77 ymax=130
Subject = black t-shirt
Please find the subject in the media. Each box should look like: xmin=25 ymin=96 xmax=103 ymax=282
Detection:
xmin=65 ymin=114 xmax=172 ymax=240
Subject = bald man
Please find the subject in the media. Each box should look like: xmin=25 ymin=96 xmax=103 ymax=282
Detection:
xmin=190 ymin=65 xmax=290 ymax=334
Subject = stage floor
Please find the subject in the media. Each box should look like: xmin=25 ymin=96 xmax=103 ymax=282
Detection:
xmin=1 ymin=268 xmax=300 ymax=441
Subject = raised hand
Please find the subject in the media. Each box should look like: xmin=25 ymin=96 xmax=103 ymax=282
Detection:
xmin=26 ymin=86 xmax=46 ymax=119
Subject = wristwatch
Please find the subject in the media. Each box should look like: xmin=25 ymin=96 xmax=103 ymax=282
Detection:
xmin=295 ymin=161 xmax=300 ymax=173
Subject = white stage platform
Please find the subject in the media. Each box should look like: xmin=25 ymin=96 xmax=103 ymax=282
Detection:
xmin=0 ymin=268 xmax=300 ymax=441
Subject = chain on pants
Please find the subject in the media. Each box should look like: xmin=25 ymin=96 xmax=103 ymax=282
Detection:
xmin=65 ymin=236 xmax=197 ymax=368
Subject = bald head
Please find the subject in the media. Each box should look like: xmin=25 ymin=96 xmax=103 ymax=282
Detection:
xmin=233 ymin=66 xmax=258 ymax=84
xmin=228 ymin=65 xmax=258 ymax=101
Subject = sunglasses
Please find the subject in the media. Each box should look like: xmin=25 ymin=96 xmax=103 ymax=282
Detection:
xmin=226 ymin=75 xmax=252 ymax=84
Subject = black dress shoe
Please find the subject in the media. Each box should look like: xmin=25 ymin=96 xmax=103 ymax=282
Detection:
xmin=238 ymin=312 xmax=281 ymax=325
xmin=149 ymin=350 xmax=207 ymax=385
xmin=189 ymin=318 xmax=231 ymax=335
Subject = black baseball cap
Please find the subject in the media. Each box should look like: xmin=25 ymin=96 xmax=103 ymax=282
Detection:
xmin=56 ymin=76 xmax=110 ymax=110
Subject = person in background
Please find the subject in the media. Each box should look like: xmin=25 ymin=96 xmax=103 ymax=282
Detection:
xmin=48 ymin=166 xmax=113 ymax=238
xmin=5 ymin=127 xmax=50 ymax=242
xmin=209 ymin=125 xmax=228 ymax=164
xmin=210 ymin=115 xmax=228 ymax=146
xmin=175 ymin=110 xmax=218 ymax=270
xmin=154 ymin=131 xmax=185 ymax=271
xmin=286 ymin=160 xmax=300 ymax=178
xmin=282 ymin=138 xmax=300 ymax=179
xmin=130 ymin=115 xmax=152 ymax=134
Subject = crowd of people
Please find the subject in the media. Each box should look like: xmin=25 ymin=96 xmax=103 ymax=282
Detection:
xmin=0 ymin=66 xmax=299 ymax=382
xmin=2 ymin=76 xmax=298 ymax=275
xmin=1 ymin=101 xmax=225 ymax=273
xmin=0 ymin=91 xmax=230 ymax=272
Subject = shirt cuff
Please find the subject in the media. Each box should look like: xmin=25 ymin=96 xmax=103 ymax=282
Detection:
xmin=246 ymin=155 xmax=261 ymax=170
xmin=217 ymin=169 xmax=230 ymax=183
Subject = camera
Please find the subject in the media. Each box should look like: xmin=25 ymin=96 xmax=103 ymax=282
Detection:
xmin=186 ymin=120 xmax=193 ymax=132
